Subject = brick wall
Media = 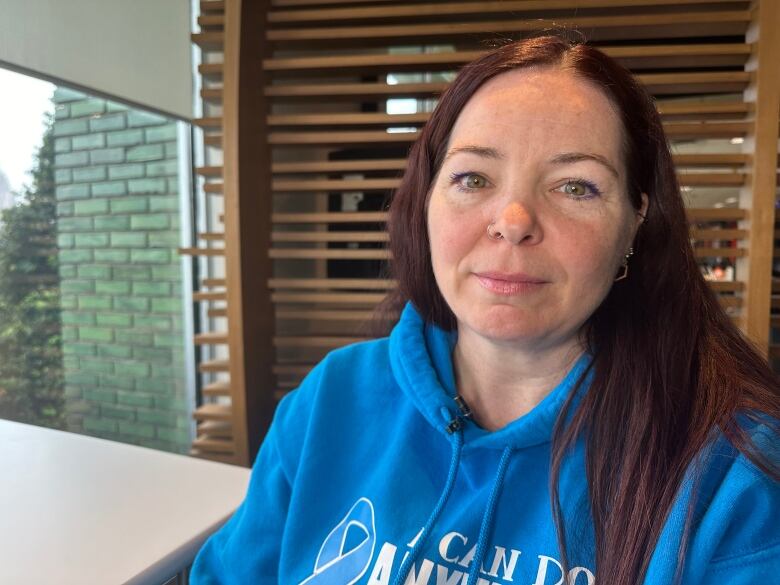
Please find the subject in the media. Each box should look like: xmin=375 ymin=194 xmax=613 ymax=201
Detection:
xmin=52 ymin=87 xmax=191 ymax=453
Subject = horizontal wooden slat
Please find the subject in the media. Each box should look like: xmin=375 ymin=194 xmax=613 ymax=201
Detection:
xmin=267 ymin=120 xmax=749 ymax=148
xmin=273 ymin=212 xmax=387 ymax=224
xmin=204 ymin=135 xmax=222 ymax=147
xmin=269 ymin=130 xmax=416 ymax=145
xmin=267 ymin=101 xmax=750 ymax=128
xmin=272 ymin=231 xmax=389 ymax=243
xmin=263 ymin=43 xmax=750 ymax=74
xmin=694 ymin=247 xmax=746 ymax=258
xmin=687 ymin=208 xmax=747 ymax=221
xmin=198 ymin=14 xmax=225 ymax=28
xmin=267 ymin=155 xmax=753 ymax=175
xmin=196 ymin=165 xmax=223 ymax=177
xmin=272 ymin=159 xmax=406 ymax=174
xmin=267 ymin=11 xmax=750 ymax=43
xmin=193 ymin=116 xmax=222 ymax=129
xmin=718 ymin=296 xmax=742 ymax=308
xmin=197 ymin=422 xmax=232 ymax=441
xmin=273 ymin=336 xmax=367 ymax=348
xmin=191 ymin=32 xmax=224 ymax=49
xmin=272 ymin=292 xmax=386 ymax=304
xmin=208 ymin=308 xmax=227 ymax=318
xmin=202 ymin=380 xmax=231 ymax=397
xmin=708 ymin=281 xmax=745 ymax=292
xmin=664 ymin=121 xmax=750 ymax=139
xmin=200 ymin=0 xmax=225 ymax=12
xmin=672 ymin=153 xmax=750 ymax=166
xmin=657 ymin=101 xmax=751 ymax=118
xmin=203 ymin=278 xmax=226 ymax=287
xmin=269 ymin=249 xmax=390 ymax=260
xmin=197 ymin=420 xmax=232 ymax=439
xmin=193 ymin=403 xmax=232 ymax=421
xmin=276 ymin=309 xmax=378 ymax=321
xmin=198 ymin=63 xmax=223 ymax=77
xmin=192 ymin=436 xmax=234 ymax=454
xmin=268 ymin=112 xmax=429 ymax=127
xmin=265 ymin=81 xmax=448 ymax=99
xmin=201 ymin=88 xmax=223 ymax=101
xmin=204 ymin=182 xmax=223 ymax=193
xmin=269 ymin=0 xmax=746 ymax=23
xmin=691 ymin=229 xmax=748 ymax=240
xmin=193 ymin=290 xmax=227 ymax=301
xmin=199 ymin=232 xmax=225 ymax=241
xmin=642 ymin=72 xmax=750 ymax=95
xmin=678 ymin=172 xmax=746 ymax=187
xmin=179 ymin=247 xmax=226 ymax=256
xmin=194 ymin=331 xmax=229 ymax=345
xmin=269 ymin=278 xmax=395 ymax=289
xmin=273 ymin=178 xmax=399 ymax=191
xmin=198 ymin=359 xmax=230 ymax=373
xmin=264 ymin=72 xmax=749 ymax=100
xmin=273 ymin=0 xmax=401 ymax=5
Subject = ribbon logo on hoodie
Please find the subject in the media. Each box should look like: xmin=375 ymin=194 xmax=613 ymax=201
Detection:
xmin=299 ymin=497 xmax=377 ymax=585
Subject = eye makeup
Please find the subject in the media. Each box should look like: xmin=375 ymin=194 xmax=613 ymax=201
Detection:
xmin=556 ymin=177 xmax=602 ymax=200
xmin=448 ymin=171 xmax=489 ymax=193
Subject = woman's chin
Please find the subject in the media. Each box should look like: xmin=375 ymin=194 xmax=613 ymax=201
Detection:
xmin=460 ymin=305 xmax=551 ymax=344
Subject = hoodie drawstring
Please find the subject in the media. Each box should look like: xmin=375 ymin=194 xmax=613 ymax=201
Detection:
xmin=467 ymin=445 xmax=514 ymax=585
xmin=391 ymin=408 xmax=464 ymax=585
xmin=391 ymin=414 xmax=513 ymax=585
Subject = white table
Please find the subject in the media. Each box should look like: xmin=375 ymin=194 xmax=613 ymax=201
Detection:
xmin=0 ymin=419 xmax=251 ymax=585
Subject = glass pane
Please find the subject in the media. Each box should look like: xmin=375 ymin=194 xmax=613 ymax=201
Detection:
xmin=0 ymin=67 xmax=194 ymax=454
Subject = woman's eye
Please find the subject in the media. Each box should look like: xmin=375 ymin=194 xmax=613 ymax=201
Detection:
xmin=559 ymin=179 xmax=601 ymax=199
xmin=564 ymin=182 xmax=586 ymax=196
xmin=451 ymin=172 xmax=488 ymax=191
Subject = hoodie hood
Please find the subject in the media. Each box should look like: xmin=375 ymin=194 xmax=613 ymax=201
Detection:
xmin=193 ymin=300 xmax=780 ymax=585
xmin=389 ymin=301 xmax=593 ymax=451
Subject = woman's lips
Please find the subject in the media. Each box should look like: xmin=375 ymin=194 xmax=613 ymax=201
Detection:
xmin=474 ymin=272 xmax=548 ymax=296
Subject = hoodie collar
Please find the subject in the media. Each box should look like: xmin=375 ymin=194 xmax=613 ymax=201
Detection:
xmin=389 ymin=302 xmax=593 ymax=451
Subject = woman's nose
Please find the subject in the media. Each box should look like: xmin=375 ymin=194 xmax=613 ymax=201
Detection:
xmin=490 ymin=201 xmax=541 ymax=245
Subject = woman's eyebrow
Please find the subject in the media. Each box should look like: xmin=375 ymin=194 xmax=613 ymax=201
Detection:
xmin=444 ymin=145 xmax=505 ymax=162
xmin=549 ymin=152 xmax=620 ymax=179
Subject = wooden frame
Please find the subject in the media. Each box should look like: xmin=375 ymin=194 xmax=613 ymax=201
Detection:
xmin=222 ymin=0 xmax=275 ymax=465
xmin=189 ymin=0 xmax=780 ymax=462
xmin=740 ymin=0 xmax=780 ymax=353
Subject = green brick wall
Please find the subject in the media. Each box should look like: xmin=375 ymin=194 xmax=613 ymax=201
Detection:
xmin=52 ymin=87 xmax=191 ymax=454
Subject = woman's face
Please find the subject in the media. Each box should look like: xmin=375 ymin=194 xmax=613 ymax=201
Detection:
xmin=427 ymin=67 xmax=646 ymax=350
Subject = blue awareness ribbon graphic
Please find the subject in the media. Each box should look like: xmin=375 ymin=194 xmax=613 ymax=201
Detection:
xmin=299 ymin=497 xmax=377 ymax=585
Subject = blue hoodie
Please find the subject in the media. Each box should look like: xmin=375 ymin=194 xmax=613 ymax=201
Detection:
xmin=191 ymin=302 xmax=779 ymax=584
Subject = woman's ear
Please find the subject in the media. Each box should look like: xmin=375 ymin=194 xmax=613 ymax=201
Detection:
xmin=637 ymin=192 xmax=649 ymax=228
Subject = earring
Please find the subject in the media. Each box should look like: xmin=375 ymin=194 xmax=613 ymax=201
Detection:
xmin=487 ymin=223 xmax=503 ymax=240
xmin=614 ymin=247 xmax=634 ymax=282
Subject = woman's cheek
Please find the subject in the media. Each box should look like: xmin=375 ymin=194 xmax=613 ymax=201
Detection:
xmin=432 ymin=216 xmax=476 ymax=266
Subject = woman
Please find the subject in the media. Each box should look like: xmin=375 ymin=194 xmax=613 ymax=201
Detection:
xmin=191 ymin=36 xmax=779 ymax=584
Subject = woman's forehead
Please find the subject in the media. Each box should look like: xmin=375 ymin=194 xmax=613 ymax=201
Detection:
xmin=448 ymin=67 xmax=624 ymax=164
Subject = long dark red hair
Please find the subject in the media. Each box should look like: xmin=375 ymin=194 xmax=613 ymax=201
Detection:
xmin=383 ymin=35 xmax=780 ymax=584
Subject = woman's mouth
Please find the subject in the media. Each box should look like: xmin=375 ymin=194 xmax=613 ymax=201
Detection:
xmin=474 ymin=272 xmax=548 ymax=296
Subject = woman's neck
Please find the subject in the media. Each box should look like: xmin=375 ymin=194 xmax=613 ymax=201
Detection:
xmin=452 ymin=327 xmax=584 ymax=431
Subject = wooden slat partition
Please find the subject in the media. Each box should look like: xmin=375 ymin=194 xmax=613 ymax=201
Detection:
xmin=740 ymin=0 xmax=780 ymax=355
xmin=189 ymin=0 xmax=780 ymax=463
xmin=265 ymin=12 xmax=751 ymax=43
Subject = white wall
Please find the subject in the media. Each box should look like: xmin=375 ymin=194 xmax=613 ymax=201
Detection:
xmin=0 ymin=0 xmax=192 ymax=119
